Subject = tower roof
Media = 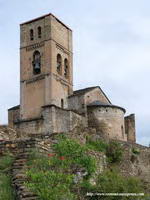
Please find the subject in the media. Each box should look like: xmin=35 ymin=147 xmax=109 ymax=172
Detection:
xmin=20 ymin=13 xmax=72 ymax=31
xmin=87 ymin=100 xmax=126 ymax=113
xmin=69 ymin=86 xmax=111 ymax=104
xmin=70 ymin=86 xmax=98 ymax=97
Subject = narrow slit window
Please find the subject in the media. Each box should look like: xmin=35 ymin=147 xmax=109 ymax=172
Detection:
xmin=57 ymin=54 xmax=62 ymax=75
xmin=61 ymin=99 xmax=64 ymax=108
xmin=38 ymin=26 xmax=42 ymax=38
xmin=121 ymin=125 xmax=124 ymax=138
xmin=30 ymin=29 xmax=34 ymax=41
xmin=64 ymin=58 xmax=69 ymax=78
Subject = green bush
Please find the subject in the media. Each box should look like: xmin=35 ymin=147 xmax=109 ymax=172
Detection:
xmin=26 ymin=169 xmax=76 ymax=200
xmin=28 ymin=150 xmax=52 ymax=171
xmin=25 ymin=138 xmax=147 ymax=200
xmin=106 ymin=141 xmax=123 ymax=163
xmin=26 ymin=137 xmax=97 ymax=199
xmin=86 ymin=138 xmax=108 ymax=152
xmin=53 ymin=137 xmax=85 ymax=157
xmin=53 ymin=137 xmax=96 ymax=176
xmin=132 ymin=148 xmax=140 ymax=155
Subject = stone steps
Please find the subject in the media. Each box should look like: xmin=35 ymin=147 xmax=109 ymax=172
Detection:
xmin=11 ymin=149 xmax=38 ymax=200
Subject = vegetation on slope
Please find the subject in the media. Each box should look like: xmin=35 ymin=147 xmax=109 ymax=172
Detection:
xmin=25 ymin=135 xmax=147 ymax=200
xmin=0 ymin=153 xmax=15 ymax=200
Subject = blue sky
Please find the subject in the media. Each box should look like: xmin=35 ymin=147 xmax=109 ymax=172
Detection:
xmin=0 ymin=0 xmax=150 ymax=146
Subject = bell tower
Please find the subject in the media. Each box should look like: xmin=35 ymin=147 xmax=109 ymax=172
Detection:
xmin=20 ymin=14 xmax=73 ymax=120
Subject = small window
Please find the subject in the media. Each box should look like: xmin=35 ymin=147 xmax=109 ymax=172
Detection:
xmin=38 ymin=26 xmax=42 ymax=38
xmin=121 ymin=125 xmax=124 ymax=138
xmin=61 ymin=99 xmax=64 ymax=108
xmin=64 ymin=58 xmax=69 ymax=78
xmin=32 ymin=51 xmax=41 ymax=75
xmin=57 ymin=54 xmax=62 ymax=75
xmin=30 ymin=29 xmax=34 ymax=41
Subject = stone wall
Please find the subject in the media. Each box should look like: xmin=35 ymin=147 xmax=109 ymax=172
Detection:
xmin=125 ymin=114 xmax=136 ymax=143
xmin=0 ymin=138 xmax=36 ymax=155
xmin=68 ymin=95 xmax=85 ymax=115
xmin=87 ymin=106 xmax=127 ymax=141
xmin=0 ymin=125 xmax=18 ymax=140
xmin=84 ymin=87 xmax=111 ymax=105
xmin=12 ymin=105 xmax=86 ymax=136
xmin=42 ymin=105 xmax=87 ymax=133
xmin=8 ymin=106 xmax=20 ymax=128
xmin=68 ymin=87 xmax=111 ymax=115
xmin=14 ymin=117 xmax=44 ymax=136
xmin=117 ymin=141 xmax=150 ymax=185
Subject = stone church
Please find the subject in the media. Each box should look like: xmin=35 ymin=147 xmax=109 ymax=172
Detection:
xmin=8 ymin=13 xmax=136 ymax=143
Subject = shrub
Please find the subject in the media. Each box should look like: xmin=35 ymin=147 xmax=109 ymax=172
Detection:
xmin=132 ymin=148 xmax=140 ymax=155
xmin=106 ymin=141 xmax=123 ymax=163
xmin=26 ymin=169 xmax=76 ymax=200
xmin=25 ymin=138 xmax=146 ymax=200
xmin=26 ymin=137 xmax=97 ymax=199
xmin=53 ymin=137 xmax=96 ymax=176
xmin=86 ymin=138 xmax=108 ymax=152
xmin=53 ymin=137 xmax=85 ymax=157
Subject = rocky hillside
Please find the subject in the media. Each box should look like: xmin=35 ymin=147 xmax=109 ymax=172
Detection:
xmin=0 ymin=125 xmax=17 ymax=141
xmin=0 ymin=126 xmax=150 ymax=199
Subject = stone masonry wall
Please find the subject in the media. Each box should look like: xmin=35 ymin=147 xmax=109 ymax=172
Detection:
xmin=20 ymin=14 xmax=73 ymax=120
xmin=12 ymin=105 xmax=86 ymax=137
xmin=87 ymin=106 xmax=127 ymax=141
xmin=125 ymin=114 xmax=136 ymax=143
xmin=42 ymin=105 xmax=87 ymax=133
xmin=68 ymin=95 xmax=85 ymax=115
xmin=84 ymin=87 xmax=111 ymax=105
xmin=8 ymin=106 xmax=20 ymax=128
xmin=68 ymin=87 xmax=111 ymax=115
xmin=14 ymin=117 xmax=44 ymax=136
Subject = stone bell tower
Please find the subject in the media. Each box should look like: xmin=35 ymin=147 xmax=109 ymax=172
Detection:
xmin=20 ymin=14 xmax=73 ymax=120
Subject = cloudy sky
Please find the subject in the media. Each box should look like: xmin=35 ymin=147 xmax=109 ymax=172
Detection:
xmin=0 ymin=0 xmax=150 ymax=146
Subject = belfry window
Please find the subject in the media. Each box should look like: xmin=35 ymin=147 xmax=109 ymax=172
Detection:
xmin=30 ymin=29 xmax=34 ymax=41
xmin=64 ymin=58 xmax=69 ymax=78
xmin=32 ymin=51 xmax=41 ymax=75
xmin=38 ymin=26 xmax=42 ymax=38
xmin=57 ymin=54 xmax=62 ymax=75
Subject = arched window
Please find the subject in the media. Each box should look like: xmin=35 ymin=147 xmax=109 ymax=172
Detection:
xmin=30 ymin=29 xmax=34 ymax=41
xmin=32 ymin=51 xmax=41 ymax=75
xmin=64 ymin=58 xmax=69 ymax=78
xmin=57 ymin=54 xmax=62 ymax=74
xmin=38 ymin=26 xmax=42 ymax=38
